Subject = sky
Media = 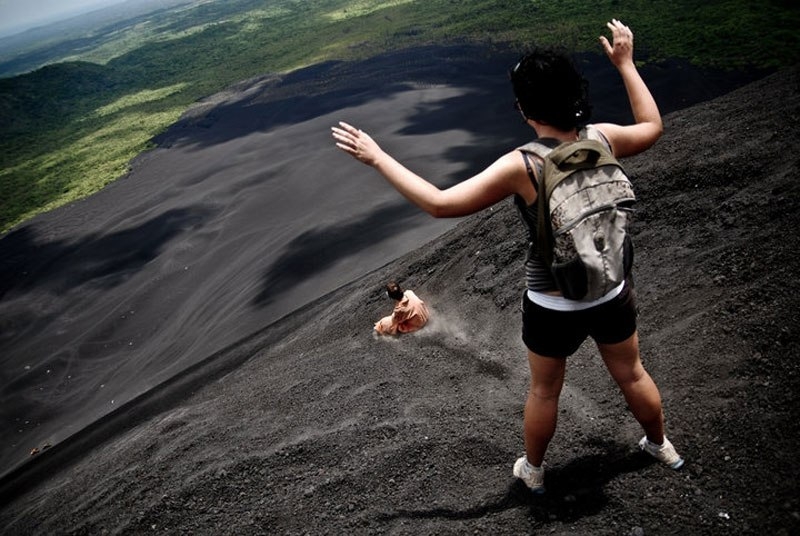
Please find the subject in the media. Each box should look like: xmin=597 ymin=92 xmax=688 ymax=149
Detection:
xmin=0 ymin=0 xmax=130 ymax=37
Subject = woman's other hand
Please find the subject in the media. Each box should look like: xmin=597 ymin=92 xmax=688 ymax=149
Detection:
xmin=599 ymin=18 xmax=634 ymax=68
xmin=332 ymin=121 xmax=383 ymax=166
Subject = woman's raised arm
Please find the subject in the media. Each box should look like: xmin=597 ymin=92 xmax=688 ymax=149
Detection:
xmin=595 ymin=19 xmax=663 ymax=158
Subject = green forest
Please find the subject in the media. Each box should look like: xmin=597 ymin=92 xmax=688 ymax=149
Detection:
xmin=1 ymin=0 xmax=798 ymax=232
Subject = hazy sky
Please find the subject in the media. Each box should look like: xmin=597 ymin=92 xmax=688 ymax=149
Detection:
xmin=0 ymin=0 xmax=130 ymax=37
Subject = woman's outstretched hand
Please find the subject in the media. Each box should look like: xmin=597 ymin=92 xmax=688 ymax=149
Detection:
xmin=331 ymin=121 xmax=383 ymax=166
xmin=599 ymin=18 xmax=634 ymax=68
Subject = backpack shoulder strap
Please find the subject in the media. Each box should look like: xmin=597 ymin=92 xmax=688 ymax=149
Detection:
xmin=580 ymin=125 xmax=612 ymax=150
xmin=517 ymin=138 xmax=561 ymax=190
xmin=517 ymin=140 xmax=560 ymax=265
xmin=518 ymin=140 xmax=552 ymax=160
xmin=518 ymin=150 xmax=538 ymax=191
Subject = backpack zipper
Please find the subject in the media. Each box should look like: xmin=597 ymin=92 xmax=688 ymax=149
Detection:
xmin=552 ymin=199 xmax=636 ymax=237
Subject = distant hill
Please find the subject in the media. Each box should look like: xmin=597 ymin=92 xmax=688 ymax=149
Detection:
xmin=0 ymin=0 xmax=195 ymax=76
xmin=1 ymin=0 xmax=797 ymax=233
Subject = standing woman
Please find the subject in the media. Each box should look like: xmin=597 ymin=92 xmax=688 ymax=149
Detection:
xmin=331 ymin=19 xmax=682 ymax=494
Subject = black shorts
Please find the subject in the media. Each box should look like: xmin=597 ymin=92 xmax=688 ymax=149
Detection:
xmin=521 ymin=282 xmax=638 ymax=358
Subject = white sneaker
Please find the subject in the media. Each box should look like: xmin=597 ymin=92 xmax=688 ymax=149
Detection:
xmin=513 ymin=456 xmax=545 ymax=494
xmin=639 ymin=436 xmax=684 ymax=469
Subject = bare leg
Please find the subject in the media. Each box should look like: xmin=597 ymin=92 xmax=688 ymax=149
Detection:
xmin=523 ymin=350 xmax=567 ymax=466
xmin=597 ymin=331 xmax=665 ymax=443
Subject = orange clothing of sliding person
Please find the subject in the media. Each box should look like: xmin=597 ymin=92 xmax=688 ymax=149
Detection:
xmin=374 ymin=290 xmax=430 ymax=335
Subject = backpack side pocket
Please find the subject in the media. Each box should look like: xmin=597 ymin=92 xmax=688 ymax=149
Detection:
xmin=551 ymin=256 xmax=588 ymax=301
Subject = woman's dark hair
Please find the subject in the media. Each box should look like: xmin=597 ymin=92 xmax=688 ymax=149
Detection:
xmin=510 ymin=48 xmax=592 ymax=131
xmin=386 ymin=282 xmax=404 ymax=301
